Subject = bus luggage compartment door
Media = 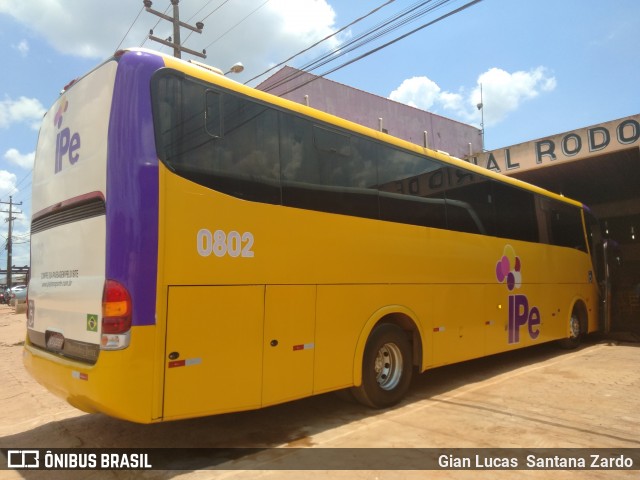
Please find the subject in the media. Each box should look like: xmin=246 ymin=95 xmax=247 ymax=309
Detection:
xmin=163 ymin=285 xmax=264 ymax=420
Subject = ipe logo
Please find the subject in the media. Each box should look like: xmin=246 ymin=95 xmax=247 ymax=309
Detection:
xmin=495 ymin=245 xmax=541 ymax=344
xmin=54 ymin=98 xmax=81 ymax=173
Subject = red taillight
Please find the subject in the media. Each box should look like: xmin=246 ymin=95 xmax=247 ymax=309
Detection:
xmin=102 ymin=280 xmax=132 ymax=334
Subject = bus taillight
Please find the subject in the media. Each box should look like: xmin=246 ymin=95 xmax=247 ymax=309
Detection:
xmin=101 ymin=279 xmax=132 ymax=350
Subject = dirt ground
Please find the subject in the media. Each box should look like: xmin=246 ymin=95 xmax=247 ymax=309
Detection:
xmin=1 ymin=304 xmax=639 ymax=480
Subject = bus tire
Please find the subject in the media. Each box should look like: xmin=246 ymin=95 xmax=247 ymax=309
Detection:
xmin=351 ymin=323 xmax=413 ymax=409
xmin=558 ymin=311 xmax=582 ymax=349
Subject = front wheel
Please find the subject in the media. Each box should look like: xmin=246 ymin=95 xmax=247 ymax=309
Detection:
xmin=351 ymin=323 xmax=413 ymax=409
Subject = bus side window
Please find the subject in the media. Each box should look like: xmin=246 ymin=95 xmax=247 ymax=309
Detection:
xmin=492 ymin=181 xmax=538 ymax=242
xmin=443 ymin=169 xmax=494 ymax=236
xmin=280 ymin=115 xmax=378 ymax=219
xmin=377 ymin=149 xmax=447 ymax=230
xmin=152 ymin=73 xmax=281 ymax=204
xmin=539 ymin=197 xmax=587 ymax=252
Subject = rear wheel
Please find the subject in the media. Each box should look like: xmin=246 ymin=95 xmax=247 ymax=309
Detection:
xmin=351 ymin=323 xmax=413 ymax=408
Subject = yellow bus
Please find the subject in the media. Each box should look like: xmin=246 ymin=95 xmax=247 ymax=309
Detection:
xmin=25 ymin=48 xmax=602 ymax=423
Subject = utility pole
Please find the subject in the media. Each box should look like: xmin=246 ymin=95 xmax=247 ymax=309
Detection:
xmin=0 ymin=196 xmax=22 ymax=289
xmin=144 ymin=0 xmax=207 ymax=59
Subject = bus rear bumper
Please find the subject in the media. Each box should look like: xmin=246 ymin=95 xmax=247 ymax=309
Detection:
xmin=22 ymin=325 xmax=158 ymax=423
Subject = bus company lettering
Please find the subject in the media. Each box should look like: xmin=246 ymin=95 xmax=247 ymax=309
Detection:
xmin=495 ymin=245 xmax=541 ymax=344
xmin=54 ymin=98 xmax=81 ymax=173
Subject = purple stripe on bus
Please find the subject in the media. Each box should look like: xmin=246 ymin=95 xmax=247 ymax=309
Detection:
xmin=106 ymin=51 xmax=164 ymax=326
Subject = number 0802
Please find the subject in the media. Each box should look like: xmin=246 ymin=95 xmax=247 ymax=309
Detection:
xmin=197 ymin=229 xmax=255 ymax=258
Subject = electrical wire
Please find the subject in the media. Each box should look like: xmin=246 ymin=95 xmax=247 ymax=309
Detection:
xmin=183 ymin=0 xmax=231 ymax=45
xmin=258 ymin=0 xmax=452 ymax=92
xmin=200 ymin=0 xmax=234 ymax=22
xmin=203 ymin=0 xmax=271 ymax=51
xmin=275 ymin=0 xmax=483 ymax=97
xmin=116 ymin=4 xmax=145 ymax=51
xmin=140 ymin=1 xmax=173 ymax=48
xmin=244 ymin=0 xmax=397 ymax=85
xmin=2 ymin=169 xmax=33 ymax=199
xmin=262 ymin=0 xmax=458 ymax=93
xmin=252 ymin=0 xmax=433 ymax=88
xmin=186 ymin=0 xmax=218 ymax=22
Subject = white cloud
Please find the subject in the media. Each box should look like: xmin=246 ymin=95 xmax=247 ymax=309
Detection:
xmin=470 ymin=67 xmax=557 ymax=126
xmin=13 ymin=39 xmax=29 ymax=56
xmin=4 ymin=149 xmax=35 ymax=169
xmin=0 ymin=0 xmax=338 ymax=84
xmin=0 ymin=96 xmax=46 ymax=130
xmin=0 ymin=170 xmax=17 ymax=194
xmin=389 ymin=76 xmax=444 ymax=110
xmin=388 ymin=66 xmax=556 ymax=127
xmin=271 ymin=0 xmax=335 ymax=39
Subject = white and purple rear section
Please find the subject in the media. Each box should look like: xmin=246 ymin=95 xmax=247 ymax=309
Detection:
xmin=29 ymin=51 xmax=164 ymax=358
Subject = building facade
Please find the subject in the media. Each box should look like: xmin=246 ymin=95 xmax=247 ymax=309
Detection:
xmin=257 ymin=66 xmax=482 ymax=160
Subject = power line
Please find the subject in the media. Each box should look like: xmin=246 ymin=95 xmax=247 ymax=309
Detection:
xmin=202 ymin=0 xmax=270 ymax=52
xmin=116 ymin=4 xmax=145 ymax=51
xmin=274 ymin=0 xmax=483 ymax=98
xmin=245 ymin=0 xmax=397 ymax=85
xmin=185 ymin=0 xmax=218 ymax=22
xmin=182 ymin=0 xmax=228 ymax=46
xmin=200 ymin=0 xmax=233 ymax=22
xmin=140 ymin=1 xmax=172 ymax=48
xmin=259 ymin=0 xmax=453 ymax=93
xmin=2 ymin=169 xmax=33 ymax=199
xmin=255 ymin=0 xmax=436 ymax=91
xmin=182 ymin=0 xmax=234 ymax=46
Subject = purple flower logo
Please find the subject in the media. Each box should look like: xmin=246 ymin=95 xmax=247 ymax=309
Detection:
xmin=53 ymin=97 xmax=81 ymax=174
xmin=495 ymin=245 xmax=522 ymax=291
xmin=54 ymin=99 xmax=69 ymax=129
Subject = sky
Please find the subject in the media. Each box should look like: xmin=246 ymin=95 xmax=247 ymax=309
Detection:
xmin=0 ymin=0 xmax=639 ymax=267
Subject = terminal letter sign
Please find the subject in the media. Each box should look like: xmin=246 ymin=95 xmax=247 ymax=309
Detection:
xmin=470 ymin=115 xmax=639 ymax=174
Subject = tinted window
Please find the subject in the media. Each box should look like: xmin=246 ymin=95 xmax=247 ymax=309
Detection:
xmin=540 ymin=197 xmax=587 ymax=251
xmin=492 ymin=182 xmax=538 ymax=242
xmin=153 ymin=73 xmax=281 ymax=204
xmin=152 ymin=71 xmax=575 ymax=249
xmin=378 ymin=149 xmax=447 ymax=229
xmin=443 ymin=169 xmax=493 ymax=235
xmin=280 ymin=114 xmax=379 ymax=219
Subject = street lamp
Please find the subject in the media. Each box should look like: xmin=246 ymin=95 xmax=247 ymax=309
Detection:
xmin=225 ymin=62 xmax=244 ymax=75
xmin=476 ymin=83 xmax=485 ymax=151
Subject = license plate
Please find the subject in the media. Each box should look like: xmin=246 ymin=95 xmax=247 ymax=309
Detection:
xmin=46 ymin=332 xmax=65 ymax=352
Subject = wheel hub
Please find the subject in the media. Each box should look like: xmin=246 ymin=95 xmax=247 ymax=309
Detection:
xmin=374 ymin=343 xmax=403 ymax=391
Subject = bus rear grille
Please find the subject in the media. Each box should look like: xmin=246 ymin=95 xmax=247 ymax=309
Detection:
xmin=31 ymin=197 xmax=106 ymax=234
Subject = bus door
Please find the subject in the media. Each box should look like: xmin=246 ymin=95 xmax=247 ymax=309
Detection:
xmin=586 ymin=211 xmax=620 ymax=333
xmin=162 ymin=284 xmax=316 ymax=419
xmin=598 ymin=239 xmax=622 ymax=333
xmin=163 ymin=286 xmax=264 ymax=419
xmin=262 ymin=285 xmax=316 ymax=406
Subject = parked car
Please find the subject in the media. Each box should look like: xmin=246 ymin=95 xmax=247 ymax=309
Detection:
xmin=7 ymin=285 xmax=26 ymax=305
xmin=2 ymin=287 xmax=12 ymax=304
